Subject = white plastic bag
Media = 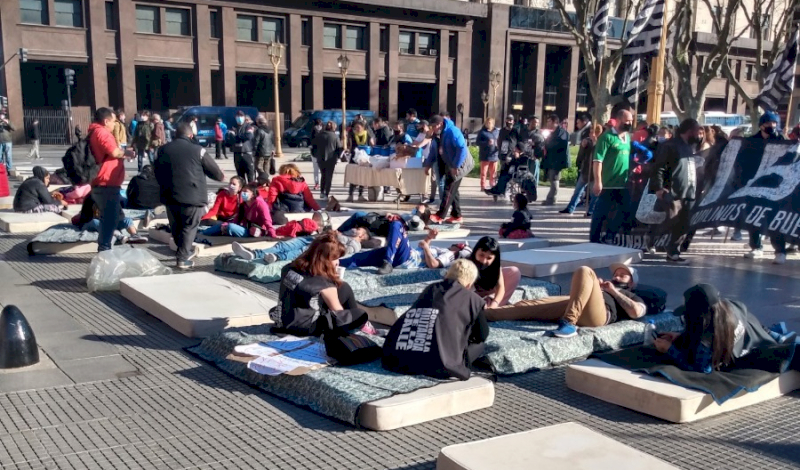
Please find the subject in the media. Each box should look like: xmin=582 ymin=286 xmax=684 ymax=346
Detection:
xmin=86 ymin=245 xmax=172 ymax=292
xmin=370 ymin=156 xmax=390 ymax=169
xmin=353 ymin=148 xmax=371 ymax=166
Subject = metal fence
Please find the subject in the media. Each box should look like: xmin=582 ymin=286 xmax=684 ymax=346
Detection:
xmin=22 ymin=108 xmax=93 ymax=146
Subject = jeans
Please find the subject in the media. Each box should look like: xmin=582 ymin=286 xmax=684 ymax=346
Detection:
xmin=545 ymin=169 xmax=560 ymax=204
xmin=166 ymin=205 xmax=204 ymax=261
xmin=589 ymin=188 xmax=630 ymax=244
xmin=253 ymin=236 xmax=313 ymax=260
xmin=311 ymin=158 xmax=320 ymax=185
xmin=750 ymin=232 xmax=786 ymax=254
xmin=0 ymin=142 xmax=12 ymax=171
xmin=28 ymin=140 xmax=40 ymax=159
xmin=429 ymin=165 xmax=446 ymax=202
xmin=340 ymin=220 xmax=409 ymax=268
xmin=201 ymin=222 xmax=248 ymax=238
xmin=136 ymin=148 xmax=153 ymax=171
xmin=91 ymin=186 xmax=123 ymax=251
xmin=566 ymin=176 xmax=599 ymax=214
xmin=83 ymin=217 xmax=133 ymax=233
xmin=531 ymin=158 xmax=540 ymax=188
xmin=337 ymin=211 xmax=368 ymax=233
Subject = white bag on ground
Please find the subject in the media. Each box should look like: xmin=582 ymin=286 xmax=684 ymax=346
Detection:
xmin=86 ymin=245 xmax=172 ymax=292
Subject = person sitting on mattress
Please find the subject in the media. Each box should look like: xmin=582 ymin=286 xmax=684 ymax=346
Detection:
xmin=653 ymin=283 xmax=793 ymax=373
xmin=397 ymin=229 xmax=473 ymax=269
xmin=266 ymin=163 xmax=321 ymax=214
xmin=468 ymin=236 xmax=521 ymax=307
xmin=201 ymin=176 xmax=243 ymax=226
xmin=13 ymin=166 xmax=68 ymax=214
xmin=339 ymin=213 xmax=411 ymax=275
xmin=271 ymin=231 xmax=368 ymax=337
xmin=200 ymin=182 xmax=277 ymax=238
xmin=382 ymin=259 xmax=490 ymax=380
xmin=72 ymin=193 xmax=144 ymax=243
xmin=499 ymin=193 xmax=534 ymax=239
xmin=485 ymin=263 xmax=646 ymax=338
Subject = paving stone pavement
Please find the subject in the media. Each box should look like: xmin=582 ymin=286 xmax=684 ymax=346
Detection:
xmin=0 ymin=146 xmax=799 ymax=469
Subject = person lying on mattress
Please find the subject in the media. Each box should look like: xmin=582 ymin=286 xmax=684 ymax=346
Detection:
xmin=468 ymin=236 xmax=521 ymax=307
xmin=339 ymin=213 xmax=411 ymax=275
xmin=653 ymin=283 xmax=794 ymax=373
xmin=270 ymin=231 xmax=368 ymax=337
xmin=484 ymin=263 xmax=646 ymax=338
xmin=200 ymin=182 xmax=277 ymax=238
xmin=397 ymin=230 xmax=473 ymax=270
xmin=13 ymin=166 xmax=68 ymax=214
xmin=200 ymin=176 xmax=242 ymax=227
xmin=72 ymin=193 xmax=145 ymax=243
xmin=382 ymin=259 xmax=490 ymax=380
xmin=336 ymin=203 xmax=432 ymax=235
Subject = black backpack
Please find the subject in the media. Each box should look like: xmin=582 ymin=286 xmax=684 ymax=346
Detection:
xmin=62 ymin=135 xmax=99 ymax=185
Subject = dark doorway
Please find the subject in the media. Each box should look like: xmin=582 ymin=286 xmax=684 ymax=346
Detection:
xmin=322 ymin=78 xmax=369 ymax=112
xmin=211 ymin=71 xmax=224 ymax=106
xmin=136 ymin=67 xmax=196 ymax=112
xmin=107 ymin=65 xmax=121 ymax=110
xmin=20 ymin=62 xmax=92 ymax=108
xmin=397 ymin=82 xmax=435 ymax=120
xmin=235 ymin=73 xmax=289 ymax=112
xmin=508 ymin=42 xmax=538 ymax=119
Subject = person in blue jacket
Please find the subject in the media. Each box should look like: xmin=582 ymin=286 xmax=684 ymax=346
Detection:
xmin=426 ymin=114 xmax=470 ymax=224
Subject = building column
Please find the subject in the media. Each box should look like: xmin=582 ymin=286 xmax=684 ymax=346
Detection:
xmin=566 ymin=46 xmax=580 ymax=126
xmin=289 ymin=14 xmax=303 ymax=120
xmin=194 ymin=3 xmax=212 ymax=105
xmin=117 ymin=0 xmax=138 ymax=113
xmin=487 ymin=8 xmax=507 ymax=123
xmin=388 ymin=24 xmax=399 ymax=120
xmin=311 ymin=17 xmax=324 ymax=110
xmin=0 ymin=1 xmax=23 ymax=141
xmin=534 ymin=44 xmax=547 ymax=120
xmin=437 ymin=28 xmax=450 ymax=112
xmin=220 ymin=7 xmax=237 ymax=106
xmin=86 ymin=0 xmax=108 ymax=109
xmin=368 ymin=22 xmax=381 ymax=114
xmin=455 ymin=28 xmax=472 ymax=125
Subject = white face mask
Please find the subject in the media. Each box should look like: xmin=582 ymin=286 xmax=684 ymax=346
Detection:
xmin=236 ymin=117 xmax=245 ymax=125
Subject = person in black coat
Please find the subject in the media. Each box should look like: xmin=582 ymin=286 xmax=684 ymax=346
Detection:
xmin=542 ymin=114 xmax=570 ymax=205
xmin=27 ymin=119 xmax=41 ymax=160
xmin=13 ymin=166 xmax=66 ymax=213
xmin=126 ymin=165 xmax=161 ymax=210
xmin=313 ymin=121 xmax=343 ymax=199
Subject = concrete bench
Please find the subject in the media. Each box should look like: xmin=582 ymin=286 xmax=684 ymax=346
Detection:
xmin=501 ymin=243 xmax=642 ymax=277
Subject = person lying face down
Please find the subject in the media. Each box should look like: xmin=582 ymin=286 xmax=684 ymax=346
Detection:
xmin=382 ymin=259 xmax=490 ymax=380
xmin=485 ymin=263 xmax=647 ymax=339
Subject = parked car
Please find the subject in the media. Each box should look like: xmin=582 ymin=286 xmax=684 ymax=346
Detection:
xmin=171 ymin=106 xmax=260 ymax=147
xmin=283 ymin=109 xmax=375 ymax=147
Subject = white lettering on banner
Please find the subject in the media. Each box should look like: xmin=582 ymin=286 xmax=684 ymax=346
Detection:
xmin=394 ymin=307 xmax=439 ymax=353
xmin=700 ymin=139 xmax=742 ymax=207
xmin=728 ymin=143 xmax=800 ymax=202
xmin=745 ymin=206 xmax=773 ymax=227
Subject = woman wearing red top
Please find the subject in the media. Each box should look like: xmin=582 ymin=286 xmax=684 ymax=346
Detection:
xmin=201 ymin=176 xmax=242 ymax=226
xmin=267 ymin=164 xmax=321 ymax=213
xmin=201 ymin=182 xmax=277 ymax=238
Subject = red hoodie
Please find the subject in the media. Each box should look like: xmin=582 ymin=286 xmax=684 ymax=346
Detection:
xmin=202 ymin=189 xmax=240 ymax=221
xmin=267 ymin=174 xmax=320 ymax=211
xmin=88 ymin=122 xmax=125 ymax=187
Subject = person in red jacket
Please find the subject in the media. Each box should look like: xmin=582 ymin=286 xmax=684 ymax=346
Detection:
xmin=201 ymin=182 xmax=278 ymax=238
xmin=267 ymin=163 xmax=321 ymax=213
xmin=201 ymin=176 xmax=242 ymax=226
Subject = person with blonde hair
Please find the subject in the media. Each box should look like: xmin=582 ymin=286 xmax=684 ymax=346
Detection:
xmin=476 ymin=117 xmax=500 ymax=190
xmin=382 ymin=258 xmax=490 ymax=380
xmin=266 ymin=162 xmax=321 ymax=213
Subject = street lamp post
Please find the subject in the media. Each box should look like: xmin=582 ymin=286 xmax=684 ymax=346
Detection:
xmin=489 ymin=70 xmax=502 ymax=118
xmin=267 ymin=41 xmax=285 ymax=158
xmin=481 ymin=91 xmax=489 ymax=122
xmin=338 ymin=54 xmax=350 ymax=151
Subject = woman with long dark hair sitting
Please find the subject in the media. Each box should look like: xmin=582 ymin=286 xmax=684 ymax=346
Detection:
xmin=271 ymin=231 xmax=367 ymax=337
xmin=467 ymin=236 xmax=521 ymax=307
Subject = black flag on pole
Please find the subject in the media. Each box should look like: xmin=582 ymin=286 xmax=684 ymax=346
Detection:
xmin=624 ymin=0 xmax=665 ymax=56
xmin=621 ymin=58 xmax=647 ymax=105
xmin=755 ymin=25 xmax=799 ymax=112
xmin=592 ymin=0 xmax=611 ymax=58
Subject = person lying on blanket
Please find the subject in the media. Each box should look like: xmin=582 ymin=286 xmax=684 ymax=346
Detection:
xmin=485 ymin=263 xmax=646 ymax=338
xmin=200 ymin=182 xmax=277 ymax=238
xmin=382 ymin=259 xmax=490 ymax=380
xmin=336 ymin=203 xmax=431 ymax=235
xmin=397 ymin=229 xmax=473 ymax=269
xmin=653 ymin=283 xmax=794 ymax=373
xmin=468 ymin=236 xmax=521 ymax=308
xmin=339 ymin=213 xmax=411 ymax=275
xmin=270 ymin=231 xmax=368 ymax=337
xmin=72 ymin=194 xmax=145 ymax=243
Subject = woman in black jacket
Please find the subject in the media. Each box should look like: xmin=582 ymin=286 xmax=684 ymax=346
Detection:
xmin=126 ymin=165 xmax=161 ymax=210
xmin=13 ymin=166 xmax=66 ymax=214
xmin=313 ymin=121 xmax=343 ymax=199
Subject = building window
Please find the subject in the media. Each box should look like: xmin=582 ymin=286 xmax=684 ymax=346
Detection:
xmin=746 ymin=64 xmax=755 ymax=81
xmin=54 ymin=0 xmax=83 ymax=28
xmin=301 ymin=19 xmax=310 ymax=46
xmin=399 ymin=31 xmax=413 ymax=54
xmin=324 ymin=24 xmax=341 ymax=48
xmin=262 ymin=17 xmax=283 ymax=43
xmin=449 ymin=33 xmax=457 ymax=58
xmin=345 ymin=26 xmax=365 ymax=50
xmin=209 ymin=10 xmax=220 ymax=39
xmin=237 ymin=15 xmax=257 ymax=41
xmin=380 ymin=27 xmax=388 ymax=53
xmin=20 ymin=0 xmax=48 ymax=25
xmin=105 ymin=1 xmax=117 ymax=30
xmin=418 ymin=33 xmax=435 ymax=55
xmin=165 ymin=8 xmax=190 ymax=36
xmin=751 ymin=14 xmax=771 ymax=40
xmin=136 ymin=5 xmax=160 ymax=34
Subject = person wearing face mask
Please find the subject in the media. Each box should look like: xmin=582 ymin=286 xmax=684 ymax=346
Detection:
xmin=232 ymin=111 xmax=257 ymax=184
xmin=133 ymin=111 xmax=154 ymax=171
xmin=485 ymin=263 xmax=646 ymax=338
xmin=201 ymin=176 xmax=243 ymax=226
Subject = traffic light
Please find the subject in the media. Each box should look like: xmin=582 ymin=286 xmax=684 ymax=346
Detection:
xmin=64 ymin=68 xmax=75 ymax=86
xmin=18 ymin=48 xmax=28 ymax=63
xmin=1 ymin=97 xmax=7 ymax=109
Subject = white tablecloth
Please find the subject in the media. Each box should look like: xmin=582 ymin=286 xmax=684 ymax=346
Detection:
xmin=343 ymin=164 xmax=429 ymax=195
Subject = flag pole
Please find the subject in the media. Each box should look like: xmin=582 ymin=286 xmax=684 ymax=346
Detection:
xmin=645 ymin=0 xmax=669 ymax=125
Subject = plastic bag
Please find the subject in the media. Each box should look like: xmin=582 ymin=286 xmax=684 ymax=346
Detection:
xmin=369 ymin=156 xmax=390 ymax=169
xmin=86 ymin=245 xmax=172 ymax=292
xmin=353 ymin=148 xmax=371 ymax=166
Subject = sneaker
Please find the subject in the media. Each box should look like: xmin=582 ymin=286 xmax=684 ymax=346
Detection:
xmin=646 ymin=247 xmax=656 ymax=255
xmin=744 ymin=249 xmax=763 ymax=259
xmin=232 ymin=242 xmax=255 ymax=261
xmin=263 ymin=253 xmax=278 ymax=264
xmin=773 ymin=253 xmax=787 ymax=265
xmin=127 ymin=234 xmax=147 ymax=244
xmin=549 ymin=320 xmax=578 ymax=338
xmin=314 ymin=184 xmax=319 ymax=191
xmin=176 ymin=259 xmax=195 ymax=270
xmin=558 ymin=208 xmax=573 ymax=214
xmin=541 ymin=201 xmax=555 ymax=206
xmin=345 ymin=195 xmax=354 ymax=203
xmin=666 ymin=254 xmax=689 ymax=264
xmin=445 ymin=216 xmax=464 ymax=224
xmin=377 ymin=260 xmax=394 ymax=275
xmin=584 ymin=212 xmax=592 ymax=218
xmin=428 ymin=214 xmax=444 ymax=224
xmin=731 ymin=231 xmax=743 ymax=241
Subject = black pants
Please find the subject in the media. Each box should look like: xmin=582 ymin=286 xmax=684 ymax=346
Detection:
xmin=234 ymin=152 xmax=255 ymax=183
xmin=314 ymin=282 xmax=367 ymax=336
xmin=667 ymin=199 xmax=695 ymax=257
xmin=436 ymin=172 xmax=462 ymax=218
xmin=319 ymin=160 xmax=337 ymax=197
xmin=466 ymin=342 xmax=486 ymax=364
xmin=215 ymin=141 xmax=227 ymax=159
xmin=166 ymin=205 xmax=204 ymax=261
xmin=349 ymin=184 xmax=364 ymax=197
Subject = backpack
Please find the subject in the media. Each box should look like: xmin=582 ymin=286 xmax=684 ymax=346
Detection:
xmin=62 ymin=136 xmax=99 ymax=185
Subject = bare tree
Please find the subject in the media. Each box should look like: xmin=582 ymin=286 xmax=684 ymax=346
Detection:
xmin=721 ymin=0 xmax=800 ymax=127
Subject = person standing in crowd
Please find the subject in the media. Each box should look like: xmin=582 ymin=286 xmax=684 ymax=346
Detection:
xmin=313 ymin=121 xmax=342 ymax=200
xmin=133 ymin=110 xmax=154 ymax=171
xmin=498 ymin=115 xmax=519 ymax=163
xmin=743 ymin=111 xmax=788 ymax=264
xmin=27 ymin=119 xmax=41 ymax=160
xmin=424 ymin=118 xmax=447 ymax=205
xmin=164 ymin=115 xmax=175 ymax=143
xmin=189 ymin=115 xmax=199 ymax=137
xmin=372 ymin=117 xmax=393 ymax=147
xmin=253 ymin=114 xmax=276 ymax=179
xmin=590 ymin=108 xmax=634 ymax=243
xmin=405 ymin=108 xmax=420 ymax=140
xmin=561 ymin=113 xmax=594 ymax=215
xmin=87 ymin=108 xmax=134 ymax=252
xmin=0 ymin=114 xmax=15 ymax=172
xmin=649 ymin=118 xmax=702 ymax=264
xmin=632 ymin=119 xmax=650 ymax=143
xmin=542 ymin=114 xmax=570 ymax=206
xmin=154 ymin=123 xmax=225 ymax=269
xmin=214 ymin=117 xmax=228 ymax=160
xmin=477 ymin=118 xmax=500 ymax=191
xmin=309 ymin=118 xmax=324 ymax=190
xmin=111 ymin=111 xmax=127 ymax=149
xmin=232 ymin=111 xmax=256 ymax=183
xmin=427 ymin=114 xmax=470 ymax=224
xmin=516 ymin=117 xmax=531 ymax=143
xmin=151 ymin=114 xmax=166 ymax=155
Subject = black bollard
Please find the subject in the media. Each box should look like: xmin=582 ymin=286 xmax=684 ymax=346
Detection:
xmin=0 ymin=305 xmax=39 ymax=368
